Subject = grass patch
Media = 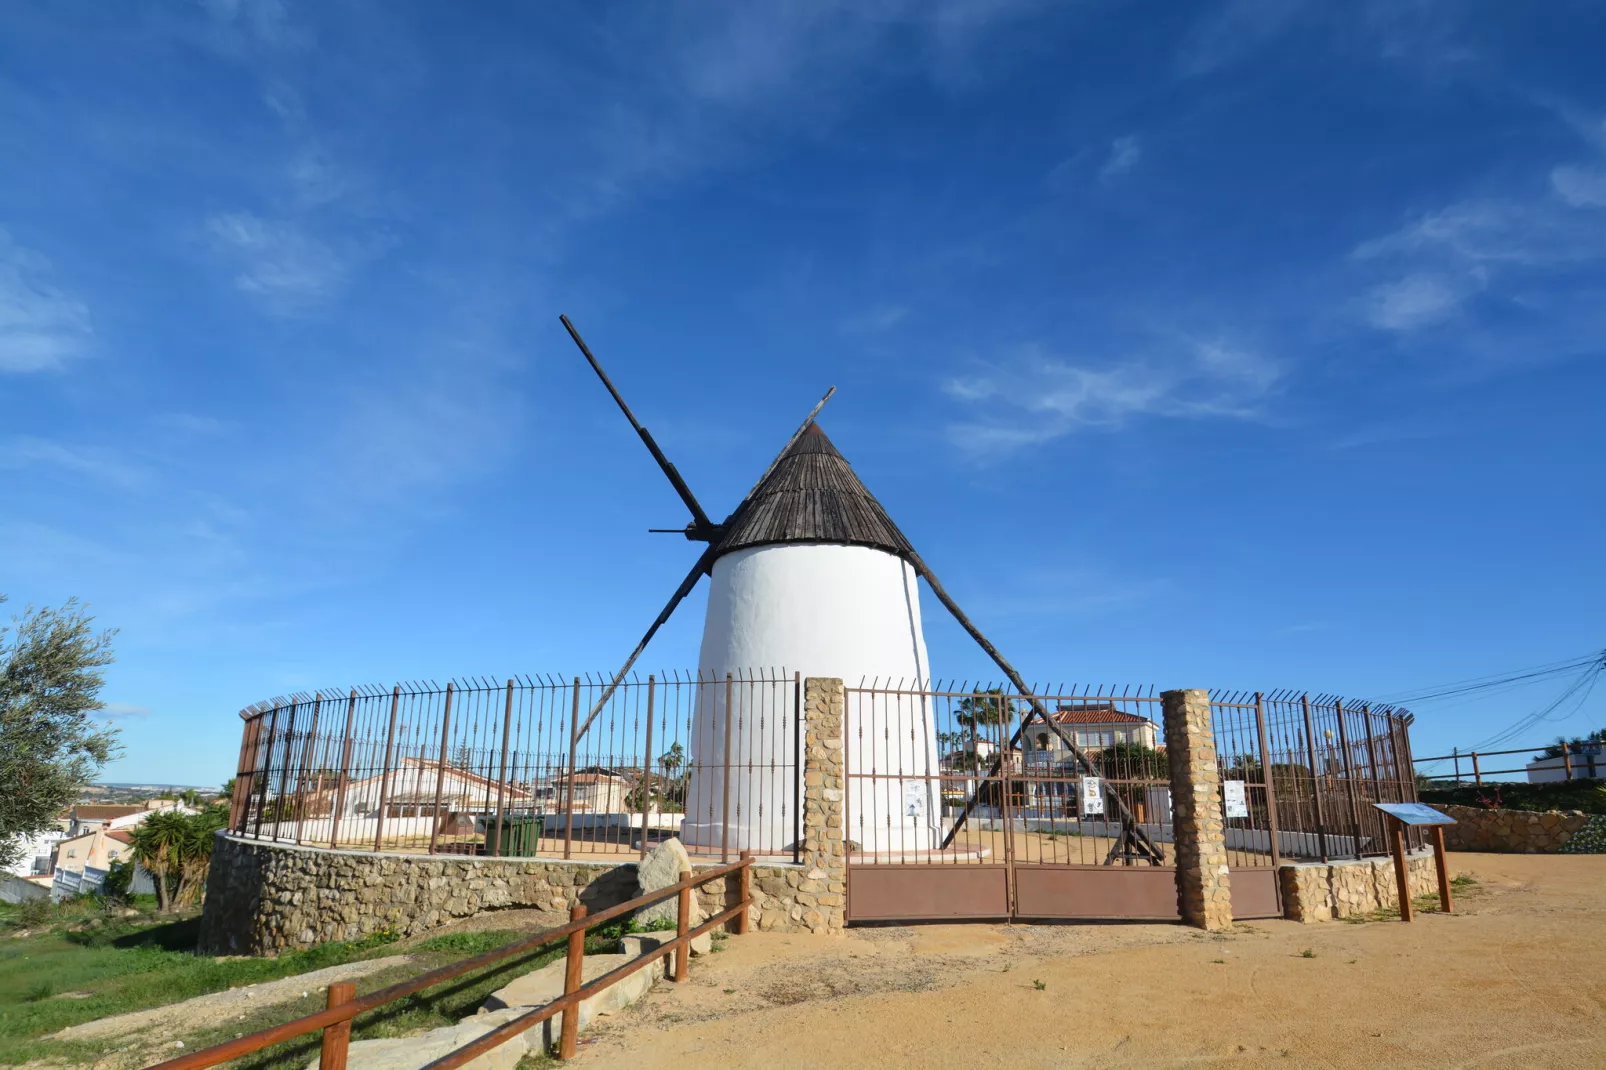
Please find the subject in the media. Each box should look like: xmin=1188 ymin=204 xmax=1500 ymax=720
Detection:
xmin=1 ymin=910 xmax=629 ymax=1070
xmin=0 ymin=902 xmax=404 ymax=1066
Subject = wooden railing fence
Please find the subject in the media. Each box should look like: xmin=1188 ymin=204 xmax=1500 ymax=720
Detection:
xmin=146 ymin=853 xmax=754 ymax=1070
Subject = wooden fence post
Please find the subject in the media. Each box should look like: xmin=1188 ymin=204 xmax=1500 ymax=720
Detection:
xmin=559 ymin=904 xmax=586 ymax=1060
xmin=1390 ymin=818 xmax=1413 ymax=922
xmin=320 ymin=982 xmax=355 ymax=1070
xmin=737 ymin=851 xmax=752 ymax=935
xmin=674 ymin=867 xmax=692 ymax=982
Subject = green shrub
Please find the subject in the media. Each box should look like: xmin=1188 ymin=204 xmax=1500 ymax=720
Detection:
xmin=1418 ymin=780 xmax=1606 ymax=815
xmin=1559 ymin=815 xmax=1606 ymax=853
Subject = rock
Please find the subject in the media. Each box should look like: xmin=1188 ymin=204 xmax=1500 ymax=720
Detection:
xmin=482 ymin=951 xmax=660 ymax=1051
xmin=305 ymin=1008 xmax=531 ymax=1070
xmin=634 ymin=838 xmax=699 ymax=929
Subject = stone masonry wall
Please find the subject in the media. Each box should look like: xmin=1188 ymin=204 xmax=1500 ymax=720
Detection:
xmin=1161 ymin=688 xmax=1233 ymax=932
xmin=796 ymin=677 xmax=847 ymax=934
xmin=199 ymin=834 xmax=812 ymax=956
xmin=1278 ymin=850 xmax=1438 ymax=923
xmin=200 ymin=676 xmax=852 ymax=955
xmin=1438 ymin=805 xmax=1592 ymax=853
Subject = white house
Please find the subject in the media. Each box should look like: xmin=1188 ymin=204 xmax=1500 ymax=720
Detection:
xmin=1526 ymin=743 xmax=1606 ymax=783
xmin=1026 ymin=704 xmax=1161 ymax=755
xmin=6 ymin=824 xmax=68 ymax=878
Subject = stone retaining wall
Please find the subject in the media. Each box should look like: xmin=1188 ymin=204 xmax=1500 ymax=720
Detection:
xmin=1278 ymin=850 xmax=1438 ymax=923
xmin=198 ymin=834 xmax=810 ymax=956
xmin=1438 ymin=804 xmax=1592 ymax=854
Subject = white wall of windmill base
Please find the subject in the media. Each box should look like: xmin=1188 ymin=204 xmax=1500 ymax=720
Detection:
xmin=682 ymin=543 xmax=942 ymax=854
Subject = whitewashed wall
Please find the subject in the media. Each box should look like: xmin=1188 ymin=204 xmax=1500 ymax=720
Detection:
xmin=683 ymin=543 xmax=940 ymax=853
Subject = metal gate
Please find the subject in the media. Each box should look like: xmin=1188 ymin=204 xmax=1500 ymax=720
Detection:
xmin=1211 ymin=693 xmax=1285 ymax=920
xmin=843 ymin=685 xmax=1181 ymax=923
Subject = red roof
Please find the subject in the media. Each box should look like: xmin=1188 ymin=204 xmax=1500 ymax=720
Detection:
xmin=107 ymin=830 xmax=134 ymax=845
xmin=1050 ymin=705 xmax=1151 ymax=726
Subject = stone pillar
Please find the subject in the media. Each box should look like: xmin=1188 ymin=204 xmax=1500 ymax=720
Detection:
xmin=1161 ymin=688 xmax=1233 ymax=931
xmin=799 ymin=677 xmax=847 ymax=934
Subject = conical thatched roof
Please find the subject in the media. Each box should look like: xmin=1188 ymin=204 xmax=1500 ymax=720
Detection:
xmin=712 ymin=423 xmax=914 ymax=560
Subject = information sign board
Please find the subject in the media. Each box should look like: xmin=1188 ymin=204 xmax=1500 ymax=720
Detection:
xmin=1373 ymin=802 xmax=1457 ymax=827
xmin=1222 ymin=779 xmax=1249 ymax=819
xmin=1080 ymin=776 xmax=1104 ymax=816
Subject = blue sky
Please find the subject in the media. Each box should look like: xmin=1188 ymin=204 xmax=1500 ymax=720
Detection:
xmin=3 ymin=0 xmax=1603 ymax=786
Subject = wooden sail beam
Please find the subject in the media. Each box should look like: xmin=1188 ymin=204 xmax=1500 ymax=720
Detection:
xmin=906 ymin=549 xmax=1165 ymax=863
xmin=571 ymin=386 xmax=838 ymax=744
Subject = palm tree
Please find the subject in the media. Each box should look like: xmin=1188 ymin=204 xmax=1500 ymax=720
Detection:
xmin=173 ymin=805 xmax=228 ymax=908
xmin=129 ymin=810 xmax=189 ymax=912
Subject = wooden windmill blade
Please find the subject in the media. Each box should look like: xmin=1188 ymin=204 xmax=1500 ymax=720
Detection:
xmin=561 ymin=314 xmax=719 ymax=541
xmin=879 ymin=540 xmax=1166 ymax=861
xmin=561 ymin=312 xmax=836 ymax=742
xmin=573 ymin=389 xmax=837 ymax=740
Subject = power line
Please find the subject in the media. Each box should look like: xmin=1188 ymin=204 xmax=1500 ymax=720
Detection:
xmin=1467 ymin=663 xmax=1604 ymax=752
xmin=1373 ymin=649 xmax=1606 ymax=706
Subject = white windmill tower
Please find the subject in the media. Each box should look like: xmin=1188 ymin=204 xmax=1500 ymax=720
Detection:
xmin=680 ymin=422 xmax=939 ymax=853
xmin=560 ymin=316 xmax=1167 ymax=865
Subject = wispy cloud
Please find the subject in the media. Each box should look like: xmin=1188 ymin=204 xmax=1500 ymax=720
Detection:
xmin=944 ymin=339 xmax=1281 ymax=455
xmin=1100 ymin=135 xmax=1142 ymax=180
xmin=1353 ymin=117 xmax=1606 ymax=335
xmin=841 ymin=304 xmax=910 ymax=335
xmin=1177 ymin=0 xmax=1474 ymax=77
xmin=1177 ymin=0 xmax=1311 ymax=76
xmin=1364 ymin=272 xmax=1478 ymax=331
xmin=0 ymin=436 xmax=146 ymax=490
xmin=1551 ymin=166 xmax=1606 ymax=208
xmin=0 ymin=231 xmax=92 ymax=374
xmin=101 ymin=702 xmax=152 ymax=720
xmin=205 ymin=211 xmax=356 ymax=308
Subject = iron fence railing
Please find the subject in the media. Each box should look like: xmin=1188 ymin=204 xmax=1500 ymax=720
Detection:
xmin=230 ymin=672 xmax=801 ymax=862
xmin=227 ymin=675 xmax=1415 ymax=868
xmin=1211 ymin=692 xmax=1418 ymax=864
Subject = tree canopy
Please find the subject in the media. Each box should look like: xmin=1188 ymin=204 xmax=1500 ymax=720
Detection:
xmin=1537 ymin=729 xmax=1606 ymax=761
xmin=0 ymin=596 xmax=120 ymax=870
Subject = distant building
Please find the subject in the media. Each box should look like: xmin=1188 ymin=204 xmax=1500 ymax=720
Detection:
xmin=1526 ymin=743 xmax=1605 ymax=783
xmin=1027 ymin=704 xmax=1160 ymax=756
xmin=66 ymin=800 xmax=188 ymax=839
xmin=5 ymin=820 xmax=69 ymax=878
xmin=335 ymin=757 xmax=535 ymax=820
xmin=52 ymin=828 xmax=133 ymax=899
xmin=559 ymin=769 xmax=631 ymax=813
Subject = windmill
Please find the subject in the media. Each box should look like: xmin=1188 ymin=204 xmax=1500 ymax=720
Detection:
xmin=561 ymin=315 xmax=1162 ymax=863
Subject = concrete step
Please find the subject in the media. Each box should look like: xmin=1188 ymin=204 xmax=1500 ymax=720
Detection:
xmin=305 ymin=1007 xmax=532 ymax=1070
xmin=481 ymin=947 xmax=662 ymax=1050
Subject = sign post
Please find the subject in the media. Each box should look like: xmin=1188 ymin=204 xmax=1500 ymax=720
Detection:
xmin=1372 ymin=803 xmax=1458 ymax=921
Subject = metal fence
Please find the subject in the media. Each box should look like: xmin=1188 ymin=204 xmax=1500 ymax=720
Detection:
xmin=835 ymin=684 xmax=1417 ymax=869
xmin=1213 ymin=692 xmax=1420 ymax=863
xmin=227 ymin=674 xmax=1416 ymax=871
xmin=229 ymin=672 xmax=801 ymax=862
xmin=840 ymin=684 xmax=1177 ymax=867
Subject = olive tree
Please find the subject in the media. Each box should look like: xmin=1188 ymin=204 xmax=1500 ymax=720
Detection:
xmin=0 ymin=596 xmax=121 ymax=871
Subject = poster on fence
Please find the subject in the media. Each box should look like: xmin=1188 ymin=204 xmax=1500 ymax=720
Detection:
xmin=1222 ymin=779 xmax=1249 ymax=818
xmin=1080 ymin=775 xmax=1104 ymax=816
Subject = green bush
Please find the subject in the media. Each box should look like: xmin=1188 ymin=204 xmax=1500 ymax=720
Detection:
xmin=1418 ymin=779 xmax=1606 ymax=815
xmin=1559 ymin=815 xmax=1606 ymax=853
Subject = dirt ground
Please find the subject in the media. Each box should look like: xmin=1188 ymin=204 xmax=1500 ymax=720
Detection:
xmin=569 ymin=852 xmax=1606 ymax=1069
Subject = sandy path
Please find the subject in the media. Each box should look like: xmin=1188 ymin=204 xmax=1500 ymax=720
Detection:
xmin=52 ymin=956 xmax=412 ymax=1042
xmin=570 ymin=853 xmax=1606 ymax=1069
